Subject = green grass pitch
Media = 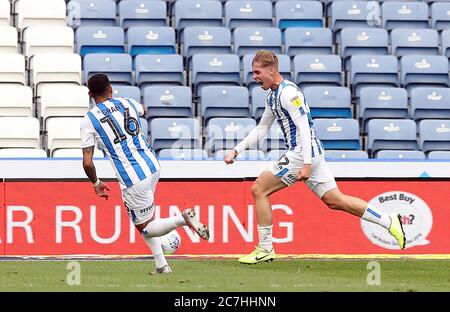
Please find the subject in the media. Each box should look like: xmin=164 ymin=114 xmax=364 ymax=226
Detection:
xmin=1 ymin=259 xmax=450 ymax=292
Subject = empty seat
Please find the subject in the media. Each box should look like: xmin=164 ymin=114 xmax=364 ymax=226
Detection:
xmin=242 ymin=54 xmax=291 ymax=89
xmin=401 ymin=55 xmax=450 ymax=92
xmin=0 ymin=53 xmax=26 ymax=84
xmin=22 ymin=26 xmax=74 ymax=60
xmin=47 ymin=117 xmax=84 ymax=155
xmin=367 ymin=119 xmax=417 ymax=155
xmin=431 ymin=2 xmax=450 ymax=32
xmin=67 ymin=0 xmax=116 ymax=28
xmin=16 ymin=0 xmax=67 ymax=31
xmin=183 ymin=26 xmax=232 ymax=60
xmin=52 ymin=148 xmax=104 ymax=158
xmin=443 ymin=29 xmax=450 ymax=58
xmin=119 ymin=0 xmax=167 ymax=29
xmin=251 ymin=87 xmax=269 ymax=121
xmin=325 ymin=150 xmax=368 ymax=160
xmin=0 ymin=117 xmax=40 ymax=148
xmin=359 ymin=87 xmax=409 ymax=131
xmin=314 ymin=118 xmax=360 ymax=150
xmin=0 ymin=85 xmax=33 ymax=116
xmin=225 ymin=0 xmax=273 ymax=30
xmin=294 ymin=54 xmax=342 ymax=87
xmin=112 ymin=85 xmax=141 ymax=102
xmin=275 ymin=1 xmax=323 ymax=30
xmin=376 ymin=150 xmax=425 ymax=160
xmin=233 ymin=27 xmax=282 ymax=57
xmin=200 ymin=85 xmax=250 ymax=121
xmin=0 ymin=148 xmax=47 ymax=158
xmin=382 ymin=2 xmax=429 ymax=31
xmin=304 ymin=86 xmax=352 ymax=118
xmin=215 ymin=149 xmax=265 ymax=160
xmin=83 ymin=53 xmax=133 ymax=85
xmin=143 ymin=85 xmax=193 ymax=118
xmin=284 ymin=27 xmax=333 ymax=57
xmin=266 ymin=149 xmax=287 ymax=161
xmin=259 ymin=124 xmax=286 ymax=152
xmin=0 ymin=0 xmax=9 ymax=26
xmin=76 ymin=26 xmax=125 ymax=57
xmin=411 ymin=87 xmax=450 ymax=121
xmin=158 ymin=148 xmax=208 ymax=160
xmin=427 ymin=151 xmax=450 ymax=160
xmin=135 ymin=54 xmax=184 ymax=87
xmin=391 ymin=29 xmax=439 ymax=58
xmin=150 ymin=118 xmax=201 ymax=151
xmin=205 ymin=117 xmax=256 ymax=153
xmin=174 ymin=1 xmax=223 ymax=34
xmin=350 ymin=55 xmax=399 ymax=97
xmin=419 ymin=120 xmax=450 ymax=153
xmin=0 ymin=26 xmax=18 ymax=53
xmin=126 ymin=26 xmax=176 ymax=57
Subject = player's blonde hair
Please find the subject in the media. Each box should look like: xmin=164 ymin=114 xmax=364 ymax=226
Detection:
xmin=252 ymin=50 xmax=279 ymax=68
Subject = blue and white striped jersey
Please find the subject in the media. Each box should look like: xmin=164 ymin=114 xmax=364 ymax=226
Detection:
xmin=81 ymin=97 xmax=160 ymax=189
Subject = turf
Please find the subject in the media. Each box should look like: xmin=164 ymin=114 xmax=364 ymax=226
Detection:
xmin=0 ymin=259 xmax=449 ymax=292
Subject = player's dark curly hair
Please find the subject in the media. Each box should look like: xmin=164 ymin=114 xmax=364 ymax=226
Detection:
xmin=87 ymin=73 xmax=111 ymax=97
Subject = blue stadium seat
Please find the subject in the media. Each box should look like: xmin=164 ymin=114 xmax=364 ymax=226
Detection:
xmin=174 ymin=1 xmax=223 ymax=35
xmin=150 ymin=118 xmax=201 ymax=152
xmin=431 ymin=2 xmax=450 ymax=32
xmin=200 ymin=85 xmax=250 ymax=122
xmin=294 ymin=55 xmax=342 ymax=87
xmin=143 ymin=85 xmax=193 ymax=119
xmin=251 ymin=87 xmax=269 ymax=121
xmin=225 ymin=0 xmax=273 ymax=30
xmin=83 ymin=53 xmax=132 ymax=85
xmin=303 ymin=86 xmax=352 ymax=118
xmin=266 ymin=149 xmax=287 ymax=161
xmin=126 ymin=26 xmax=176 ymax=57
xmin=214 ymin=149 xmax=265 ymax=160
xmin=67 ymin=0 xmax=116 ymax=28
xmin=427 ymin=151 xmax=450 ymax=160
xmin=442 ymin=30 xmax=450 ymax=58
xmin=205 ymin=117 xmax=256 ymax=153
xmin=401 ymin=55 xmax=450 ymax=92
xmin=419 ymin=120 xmax=450 ymax=153
xmin=275 ymin=1 xmax=323 ymax=30
xmin=350 ymin=55 xmax=400 ymax=97
xmin=190 ymin=54 xmax=240 ymax=94
xmin=340 ymin=28 xmax=388 ymax=70
xmin=119 ymin=0 xmax=167 ymax=29
xmin=411 ymin=87 xmax=450 ymax=122
xmin=158 ymin=148 xmax=208 ymax=160
xmin=259 ymin=124 xmax=286 ymax=152
xmin=112 ymin=85 xmax=141 ymax=102
xmin=233 ymin=27 xmax=282 ymax=57
xmin=391 ymin=29 xmax=439 ymax=58
xmin=242 ymin=54 xmax=291 ymax=90
xmin=135 ymin=54 xmax=184 ymax=87
xmin=314 ymin=118 xmax=360 ymax=150
xmin=376 ymin=150 xmax=425 ymax=160
xmin=367 ymin=119 xmax=417 ymax=155
xmin=76 ymin=26 xmax=125 ymax=57
xmin=359 ymin=87 xmax=409 ymax=131
xmin=183 ymin=26 xmax=232 ymax=61
xmin=382 ymin=2 xmax=429 ymax=31
xmin=284 ymin=27 xmax=333 ymax=57
xmin=324 ymin=150 xmax=369 ymax=160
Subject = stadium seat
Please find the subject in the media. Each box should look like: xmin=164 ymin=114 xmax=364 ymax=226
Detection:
xmin=376 ymin=150 xmax=425 ymax=160
xmin=40 ymin=85 xmax=90 ymax=128
xmin=401 ymin=55 xmax=450 ymax=92
xmin=0 ymin=85 xmax=33 ymax=116
xmin=0 ymin=117 xmax=40 ymax=149
xmin=46 ymin=117 xmax=84 ymax=155
xmin=314 ymin=118 xmax=360 ymax=150
xmin=183 ymin=26 xmax=232 ymax=61
xmin=0 ymin=26 xmax=18 ymax=53
xmin=83 ymin=53 xmax=133 ymax=85
xmin=410 ymin=87 xmax=450 ymax=122
xmin=126 ymin=26 xmax=176 ymax=57
xmin=199 ymin=85 xmax=250 ymax=122
xmin=215 ymin=149 xmax=265 ymax=161
xmin=382 ymin=2 xmax=429 ymax=31
xmin=427 ymin=151 xmax=450 ymax=160
xmin=174 ymin=0 xmax=223 ymax=36
xmin=442 ymin=30 xmax=450 ymax=59
xmin=367 ymin=119 xmax=417 ymax=155
xmin=16 ymin=0 xmax=67 ymax=32
xmin=143 ymin=85 xmax=193 ymax=119
xmin=135 ymin=54 xmax=184 ymax=87
xmin=76 ymin=26 xmax=125 ymax=57
xmin=304 ymin=86 xmax=352 ymax=119
xmin=158 ymin=148 xmax=208 ymax=160
xmin=242 ymin=54 xmax=291 ymax=90
xmin=150 ymin=118 xmax=201 ymax=152
xmin=284 ymin=27 xmax=333 ymax=57
xmin=259 ymin=124 xmax=286 ymax=152
xmin=340 ymin=28 xmax=389 ymax=70
xmin=205 ymin=118 xmax=256 ymax=154
xmin=419 ymin=120 xmax=450 ymax=153
xmin=266 ymin=149 xmax=287 ymax=161
xmin=225 ymin=0 xmax=273 ymax=30
xmin=431 ymin=2 xmax=450 ymax=32
xmin=294 ymin=55 xmax=342 ymax=88
xmin=391 ymin=29 xmax=439 ymax=58
xmin=112 ymin=85 xmax=141 ymax=102
xmin=0 ymin=53 xmax=26 ymax=85
xmin=119 ymin=0 xmax=167 ymax=29
xmin=324 ymin=150 xmax=369 ymax=160
xmin=66 ymin=0 xmax=116 ymax=28
xmin=275 ymin=1 xmax=323 ymax=30
xmin=0 ymin=0 xmax=9 ymax=26
xmin=350 ymin=55 xmax=400 ymax=97
xmin=52 ymin=148 xmax=104 ymax=158
xmin=233 ymin=27 xmax=282 ymax=57
xmin=22 ymin=26 xmax=74 ymax=60
xmin=0 ymin=148 xmax=47 ymax=158
xmin=251 ymin=87 xmax=269 ymax=121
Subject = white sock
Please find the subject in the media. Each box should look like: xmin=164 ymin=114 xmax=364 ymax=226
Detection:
xmin=142 ymin=215 xmax=186 ymax=237
xmin=257 ymin=224 xmax=273 ymax=252
xmin=143 ymin=236 xmax=167 ymax=269
xmin=361 ymin=204 xmax=391 ymax=229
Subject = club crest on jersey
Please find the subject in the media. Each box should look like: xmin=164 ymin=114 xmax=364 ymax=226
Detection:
xmin=290 ymin=95 xmax=302 ymax=107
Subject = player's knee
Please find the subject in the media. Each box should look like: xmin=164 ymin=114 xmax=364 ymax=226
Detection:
xmin=251 ymin=182 xmax=264 ymax=198
xmin=324 ymin=197 xmax=345 ymax=211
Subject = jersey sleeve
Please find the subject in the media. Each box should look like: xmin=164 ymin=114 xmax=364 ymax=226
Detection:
xmin=80 ymin=115 xmax=96 ymax=148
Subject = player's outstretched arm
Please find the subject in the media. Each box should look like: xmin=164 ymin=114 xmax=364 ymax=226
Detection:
xmin=82 ymin=146 xmax=111 ymax=200
xmin=224 ymin=149 xmax=238 ymax=165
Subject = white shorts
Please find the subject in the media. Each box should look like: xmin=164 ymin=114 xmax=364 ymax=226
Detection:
xmin=269 ymin=151 xmax=337 ymax=198
xmin=122 ymin=171 xmax=160 ymax=225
